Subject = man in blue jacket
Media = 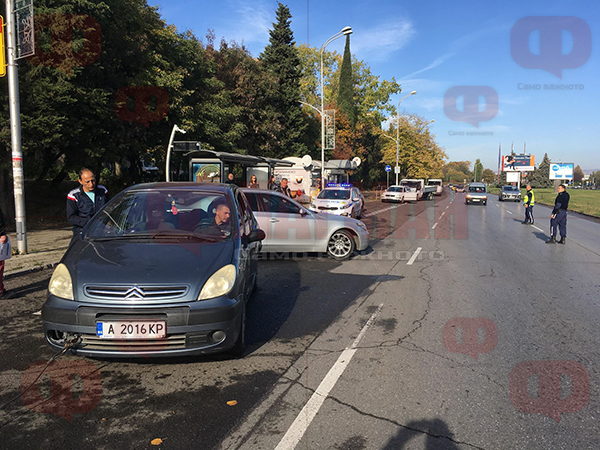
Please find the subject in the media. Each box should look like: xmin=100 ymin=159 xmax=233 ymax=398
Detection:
xmin=67 ymin=168 xmax=109 ymax=238
xmin=546 ymin=184 xmax=570 ymax=244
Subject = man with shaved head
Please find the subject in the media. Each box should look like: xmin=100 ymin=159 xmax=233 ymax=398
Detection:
xmin=67 ymin=168 xmax=109 ymax=238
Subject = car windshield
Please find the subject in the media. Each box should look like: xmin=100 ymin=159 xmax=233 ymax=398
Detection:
xmin=503 ymin=186 xmax=518 ymax=191
xmin=388 ymin=187 xmax=403 ymax=192
xmin=85 ymin=189 xmax=235 ymax=241
xmin=469 ymin=186 xmax=486 ymax=193
xmin=317 ymin=189 xmax=351 ymax=200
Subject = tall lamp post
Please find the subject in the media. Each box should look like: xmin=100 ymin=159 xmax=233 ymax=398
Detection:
xmin=395 ymin=91 xmax=417 ymax=185
xmin=165 ymin=125 xmax=186 ymax=182
xmin=320 ymin=26 xmax=352 ymax=185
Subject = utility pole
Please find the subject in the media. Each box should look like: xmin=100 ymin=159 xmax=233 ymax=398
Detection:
xmin=5 ymin=0 xmax=27 ymax=254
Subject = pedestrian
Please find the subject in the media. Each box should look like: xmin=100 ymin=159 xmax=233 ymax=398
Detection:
xmin=67 ymin=168 xmax=109 ymax=239
xmin=225 ymin=173 xmax=235 ymax=184
xmin=521 ymin=184 xmax=535 ymax=224
xmin=277 ymin=178 xmax=292 ymax=197
xmin=267 ymin=175 xmax=276 ymax=190
xmin=546 ymin=184 xmax=570 ymax=244
xmin=0 ymin=207 xmax=8 ymax=298
xmin=247 ymin=175 xmax=260 ymax=189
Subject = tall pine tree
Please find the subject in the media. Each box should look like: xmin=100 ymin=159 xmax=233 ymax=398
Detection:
xmin=337 ymin=35 xmax=356 ymax=128
xmin=260 ymin=3 xmax=307 ymax=158
xmin=529 ymin=153 xmax=553 ymax=188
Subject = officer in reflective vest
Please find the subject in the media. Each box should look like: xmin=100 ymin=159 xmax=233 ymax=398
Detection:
xmin=521 ymin=184 xmax=535 ymax=224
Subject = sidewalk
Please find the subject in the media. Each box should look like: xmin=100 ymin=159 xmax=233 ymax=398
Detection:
xmin=4 ymin=227 xmax=73 ymax=278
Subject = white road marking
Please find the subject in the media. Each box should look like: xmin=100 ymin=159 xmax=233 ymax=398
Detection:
xmin=446 ymin=205 xmax=449 ymax=209
xmin=274 ymin=304 xmax=384 ymax=450
xmin=432 ymin=223 xmax=438 ymax=230
xmin=407 ymin=247 xmax=422 ymax=265
xmin=495 ymin=204 xmax=500 ymax=208
xmin=440 ymin=212 xmax=446 ymax=218
xmin=506 ymin=210 xmax=513 ymax=215
xmin=363 ymin=204 xmax=401 ymax=218
xmin=532 ymin=225 xmax=544 ymax=232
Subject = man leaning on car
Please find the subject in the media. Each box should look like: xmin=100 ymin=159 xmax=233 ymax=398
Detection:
xmin=67 ymin=168 xmax=109 ymax=238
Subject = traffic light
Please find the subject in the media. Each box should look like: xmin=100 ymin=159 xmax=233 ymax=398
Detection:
xmin=0 ymin=16 xmax=5 ymax=77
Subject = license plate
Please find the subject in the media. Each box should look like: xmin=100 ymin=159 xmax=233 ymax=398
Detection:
xmin=96 ymin=320 xmax=166 ymax=339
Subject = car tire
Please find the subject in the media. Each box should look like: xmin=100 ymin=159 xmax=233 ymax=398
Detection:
xmin=228 ymin=301 xmax=246 ymax=357
xmin=327 ymin=230 xmax=355 ymax=261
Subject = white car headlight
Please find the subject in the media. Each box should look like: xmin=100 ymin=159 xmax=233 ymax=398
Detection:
xmin=198 ymin=264 xmax=236 ymax=300
xmin=48 ymin=263 xmax=74 ymax=300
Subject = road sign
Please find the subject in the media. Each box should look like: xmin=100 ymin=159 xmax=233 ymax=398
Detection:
xmin=14 ymin=0 xmax=34 ymax=59
xmin=395 ymin=167 xmax=401 ymax=174
xmin=0 ymin=16 xmax=5 ymax=77
xmin=385 ymin=165 xmax=391 ymax=172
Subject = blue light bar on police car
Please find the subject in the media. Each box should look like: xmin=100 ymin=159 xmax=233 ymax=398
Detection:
xmin=326 ymin=183 xmax=352 ymax=188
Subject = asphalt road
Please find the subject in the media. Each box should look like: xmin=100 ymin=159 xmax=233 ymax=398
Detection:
xmin=1 ymin=189 xmax=599 ymax=450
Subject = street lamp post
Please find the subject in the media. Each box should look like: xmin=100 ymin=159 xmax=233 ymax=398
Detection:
xmin=165 ymin=125 xmax=186 ymax=182
xmin=395 ymin=91 xmax=417 ymax=185
xmin=320 ymin=26 xmax=352 ymax=185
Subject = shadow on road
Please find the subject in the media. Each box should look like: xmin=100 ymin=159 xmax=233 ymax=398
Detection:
xmin=382 ymin=418 xmax=461 ymax=450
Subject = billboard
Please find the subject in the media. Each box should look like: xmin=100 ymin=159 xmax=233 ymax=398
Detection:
xmin=549 ymin=163 xmax=574 ymax=180
xmin=502 ymin=154 xmax=535 ymax=171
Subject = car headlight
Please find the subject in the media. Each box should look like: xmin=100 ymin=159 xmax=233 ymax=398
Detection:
xmin=48 ymin=263 xmax=74 ymax=300
xmin=198 ymin=264 xmax=236 ymax=300
xmin=466 ymin=195 xmax=472 ymax=199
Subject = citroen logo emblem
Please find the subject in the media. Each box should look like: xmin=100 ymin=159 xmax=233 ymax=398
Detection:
xmin=124 ymin=287 xmax=145 ymax=299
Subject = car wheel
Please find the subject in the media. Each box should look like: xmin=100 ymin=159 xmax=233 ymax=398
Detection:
xmin=327 ymin=230 xmax=355 ymax=261
xmin=228 ymin=300 xmax=246 ymax=357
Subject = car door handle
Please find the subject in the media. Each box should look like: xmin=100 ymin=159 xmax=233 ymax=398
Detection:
xmin=270 ymin=218 xmax=280 ymax=223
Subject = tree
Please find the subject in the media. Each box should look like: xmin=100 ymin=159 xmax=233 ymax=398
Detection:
xmin=443 ymin=161 xmax=472 ymax=182
xmin=260 ymin=3 xmax=307 ymax=158
xmin=573 ymin=165 xmax=584 ymax=184
xmin=529 ymin=153 xmax=553 ymax=188
xmin=481 ymin=169 xmax=496 ymax=184
xmin=337 ymin=35 xmax=355 ymax=128
xmin=474 ymin=159 xmax=484 ymax=182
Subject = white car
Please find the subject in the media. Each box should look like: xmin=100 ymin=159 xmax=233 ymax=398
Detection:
xmin=381 ymin=185 xmax=406 ymax=203
xmin=242 ymin=189 xmax=369 ymax=260
xmin=309 ymin=184 xmax=363 ymax=219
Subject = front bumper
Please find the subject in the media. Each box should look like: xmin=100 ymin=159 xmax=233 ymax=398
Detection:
xmin=381 ymin=194 xmax=402 ymax=202
xmin=355 ymin=225 xmax=370 ymax=251
xmin=41 ymin=294 xmax=243 ymax=358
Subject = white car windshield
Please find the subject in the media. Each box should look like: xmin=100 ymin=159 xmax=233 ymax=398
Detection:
xmin=317 ymin=190 xmax=351 ymax=200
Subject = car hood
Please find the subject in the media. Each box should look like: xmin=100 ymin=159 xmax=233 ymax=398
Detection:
xmin=64 ymin=238 xmax=235 ymax=298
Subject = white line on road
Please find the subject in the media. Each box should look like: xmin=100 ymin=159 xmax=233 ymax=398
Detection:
xmin=274 ymin=304 xmax=384 ymax=450
xmin=495 ymin=204 xmax=500 ymax=208
xmin=440 ymin=212 xmax=446 ymax=218
xmin=432 ymin=223 xmax=438 ymax=230
xmin=363 ymin=204 xmax=401 ymax=218
xmin=446 ymin=205 xmax=449 ymax=209
xmin=506 ymin=210 xmax=513 ymax=215
xmin=407 ymin=247 xmax=422 ymax=265
xmin=532 ymin=225 xmax=544 ymax=232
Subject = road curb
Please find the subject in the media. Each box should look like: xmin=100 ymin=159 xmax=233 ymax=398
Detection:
xmin=5 ymin=262 xmax=59 ymax=280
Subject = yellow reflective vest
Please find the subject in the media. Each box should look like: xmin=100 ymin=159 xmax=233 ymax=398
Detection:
xmin=524 ymin=189 xmax=535 ymax=206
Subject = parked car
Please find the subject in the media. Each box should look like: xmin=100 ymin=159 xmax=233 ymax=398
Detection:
xmin=381 ymin=185 xmax=406 ymax=203
xmin=309 ymin=184 xmax=363 ymax=219
xmin=498 ymin=185 xmax=521 ymax=202
xmin=465 ymin=182 xmax=488 ymax=205
xmin=42 ymin=183 xmax=265 ymax=358
xmin=243 ymin=188 xmax=369 ymax=261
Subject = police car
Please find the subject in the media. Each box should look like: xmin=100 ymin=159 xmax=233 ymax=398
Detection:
xmin=310 ymin=184 xmax=363 ymax=219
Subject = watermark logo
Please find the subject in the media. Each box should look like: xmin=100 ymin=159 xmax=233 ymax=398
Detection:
xmin=21 ymin=361 xmax=102 ymax=422
xmin=443 ymin=318 xmax=497 ymax=360
xmin=444 ymin=86 xmax=498 ymax=128
xmin=510 ymin=360 xmax=589 ymax=422
xmin=115 ymin=86 xmax=169 ymax=127
xmin=28 ymin=14 xmax=102 ymax=75
xmin=511 ymin=17 xmax=591 ymax=79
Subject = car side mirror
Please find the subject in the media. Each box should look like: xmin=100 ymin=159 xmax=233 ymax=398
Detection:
xmin=299 ymin=208 xmax=308 ymax=216
xmin=248 ymin=229 xmax=266 ymax=243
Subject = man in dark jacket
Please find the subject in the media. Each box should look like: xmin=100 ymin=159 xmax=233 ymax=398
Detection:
xmin=546 ymin=184 xmax=570 ymax=244
xmin=67 ymin=168 xmax=109 ymax=238
xmin=277 ymin=178 xmax=292 ymax=198
xmin=0 ymin=207 xmax=7 ymax=297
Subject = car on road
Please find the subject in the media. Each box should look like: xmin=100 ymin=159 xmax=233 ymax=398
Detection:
xmin=454 ymin=184 xmax=466 ymax=193
xmin=498 ymin=185 xmax=521 ymax=201
xmin=465 ymin=182 xmax=488 ymax=205
xmin=381 ymin=185 xmax=406 ymax=203
xmin=42 ymin=183 xmax=265 ymax=358
xmin=309 ymin=184 xmax=364 ymax=219
xmin=243 ymin=188 xmax=369 ymax=260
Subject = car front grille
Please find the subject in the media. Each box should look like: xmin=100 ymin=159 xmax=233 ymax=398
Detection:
xmin=318 ymin=206 xmax=340 ymax=211
xmin=80 ymin=334 xmax=187 ymax=352
xmin=84 ymin=285 xmax=189 ymax=304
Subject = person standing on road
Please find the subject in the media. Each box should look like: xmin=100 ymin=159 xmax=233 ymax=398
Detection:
xmin=0 ymin=207 xmax=8 ymax=298
xmin=546 ymin=184 xmax=570 ymax=244
xmin=67 ymin=168 xmax=109 ymax=238
xmin=277 ymin=178 xmax=292 ymax=197
xmin=521 ymin=184 xmax=535 ymax=225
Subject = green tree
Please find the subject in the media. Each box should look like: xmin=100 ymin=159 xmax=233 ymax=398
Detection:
xmin=481 ymin=168 xmax=496 ymax=184
xmin=337 ymin=35 xmax=355 ymax=128
xmin=474 ymin=159 xmax=484 ymax=182
xmin=573 ymin=165 xmax=584 ymax=184
xmin=443 ymin=161 xmax=472 ymax=182
xmin=260 ymin=2 xmax=307 ymax=157
xmin=529 ymin=153 xmax=553 ymax=188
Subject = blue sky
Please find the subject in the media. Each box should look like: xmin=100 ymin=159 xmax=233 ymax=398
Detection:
xmin=153 ymin=0 xmax=599 ymax=173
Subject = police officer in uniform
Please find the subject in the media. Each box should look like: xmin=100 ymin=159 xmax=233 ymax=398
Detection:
xmin=546 ymin=184 xmax=570 ymax=244
xmin=521 ymin=184 xmax=535 ymax=224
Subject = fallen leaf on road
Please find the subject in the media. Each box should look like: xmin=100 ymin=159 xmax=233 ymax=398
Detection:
xmin=151 ymin=438 xmax=163 ymax=445
xmin=227 ymin=400 xmax=238 ymax=406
